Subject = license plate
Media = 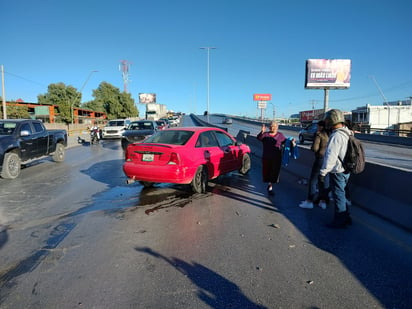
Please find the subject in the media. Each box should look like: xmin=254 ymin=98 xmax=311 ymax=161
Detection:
xmin=142 ymin=153 xmax=154 ymax=162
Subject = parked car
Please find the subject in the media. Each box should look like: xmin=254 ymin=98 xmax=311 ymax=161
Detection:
xmin=0 ymin=119 xmax=67 ymax=179
xmin=123 ymin=127 xmax=251 ymax=193
xmin=121 ymin=120 xmax=158 ymax=150
xmin=298 ymin=121 xmax=318 ymax=144
xmin=222 ymin=117 xmax=233 ymax=124
xmin=102 ymin=119 xmax=131 ymax=139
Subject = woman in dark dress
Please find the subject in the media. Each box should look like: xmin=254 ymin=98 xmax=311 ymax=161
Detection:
xmin=257 ymin=121 xmax=286 ymax=195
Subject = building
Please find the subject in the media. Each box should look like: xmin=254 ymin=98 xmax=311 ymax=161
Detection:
xmin=2 ymin=101 xmax=107 ymax=124
xmin=351 ymin=100 xmax=412 ymax=135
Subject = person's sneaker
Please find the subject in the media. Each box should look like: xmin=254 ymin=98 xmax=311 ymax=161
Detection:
xmin=299 ymin=201 xmax=314 ymax=209
xmin=267 ymin=184 xmax=274 ymax=195
xmin=318 ymin=201 xmax=327 ymax=210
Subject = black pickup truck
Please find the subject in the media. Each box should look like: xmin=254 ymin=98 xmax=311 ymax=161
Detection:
xmin=0 ymin=119 xmax=67 ymax=179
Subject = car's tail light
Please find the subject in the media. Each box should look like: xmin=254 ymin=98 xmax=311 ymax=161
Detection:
xmin=167 ymin=152 xmax=180 ymax=165
xmin=125 ymin=148 xmax=137 ymax=161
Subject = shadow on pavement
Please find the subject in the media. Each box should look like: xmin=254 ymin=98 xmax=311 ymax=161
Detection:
xmin=135 ymin=247 xmax=267 ymax=309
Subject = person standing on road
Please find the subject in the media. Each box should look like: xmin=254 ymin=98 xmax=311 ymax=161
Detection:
xmin=257 ymin=121 xmax=287 ymax=195
xmin=319 ymin=109 xmax=352 ymax=228
xmin=299 ymin=120 xmax=329 ymax=209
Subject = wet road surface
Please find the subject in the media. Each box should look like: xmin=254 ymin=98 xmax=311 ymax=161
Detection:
xmin=0 ymin=121 xmax=411 ymax=308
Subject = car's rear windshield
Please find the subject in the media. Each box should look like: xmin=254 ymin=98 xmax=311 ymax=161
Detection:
xmin=129 ymin=122 xmax=154 ymax=130
xmin=0 ymin=122 xmax=17 ymax=135
xmin=144 ymin=130 xmax=194 ymax=145
xmin=107 ymin=121 xmax=126 ymax=126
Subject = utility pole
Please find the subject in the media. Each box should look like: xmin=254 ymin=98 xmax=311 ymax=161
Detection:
xmin=71 ymin=70 xmax=98 ymax=125
xmin=311 ymin=100 xmax=317 ymax=121
xmin=1 ymin=65 xmax=6 ymax=119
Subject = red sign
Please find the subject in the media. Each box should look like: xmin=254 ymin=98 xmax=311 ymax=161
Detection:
xmin=299 ymin=109 xmax=324 ymax=122
xmin=253 ymin=94 xmax=271 ymax=101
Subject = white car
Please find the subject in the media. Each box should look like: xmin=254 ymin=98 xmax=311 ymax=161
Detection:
xmin=102 ymin=119 xmax=131 ymax=139
xmin=168 ymin=116 xmax=180 ymax=127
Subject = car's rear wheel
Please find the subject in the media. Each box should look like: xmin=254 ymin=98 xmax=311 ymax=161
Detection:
xmin=139 ymin=181 xmax=154 ymax=188
xmin=1 ymin=152 xmax=21 ymax=179
xmin=52 ymin=143 xmax=65 ymax=162
xmin=299 ymin=135 xmax=305 ymax=144
xmin=191 ymin=165 xmax=208 ymax=194
xmin=239 ymin=153 xmax=251 ymax=175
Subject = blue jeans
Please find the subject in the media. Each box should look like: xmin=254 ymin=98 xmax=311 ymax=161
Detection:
xmin=329 ymin=172 xmax=350 ymax=213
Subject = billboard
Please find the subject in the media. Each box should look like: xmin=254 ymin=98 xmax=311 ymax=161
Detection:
xmin=299 ymin=109 xmax=324 ymax=122
xmin=305 ymin=59 xmax=351 ymax=89
xmin=139 ymin=93 xmax=157 ymax=104
xmin=253 ymin=94 xmax=272 ymax=101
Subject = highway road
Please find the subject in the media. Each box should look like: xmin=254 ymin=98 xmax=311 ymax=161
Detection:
xmin=0 ymin=116 xmax=411 ymax=308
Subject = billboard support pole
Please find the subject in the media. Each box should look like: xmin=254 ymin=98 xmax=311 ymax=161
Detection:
xmin=323 ymin=88 xmax=329 ymax=114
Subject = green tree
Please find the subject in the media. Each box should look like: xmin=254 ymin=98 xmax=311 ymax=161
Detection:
xmin=38 ymin=83 xmax=80 ymax=124
xmin=119 ymin=92 xmax=138 ymax=118
xmin=92 ymin=82 xmax=138 ymax=119
xmin=82 ymin=99 xmax=105 ymax=112
xmin=6 ymin=105 xmax=31 ymax=119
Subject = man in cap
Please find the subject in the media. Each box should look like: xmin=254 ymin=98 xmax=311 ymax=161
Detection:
xmin=319 ymin=109 xmax=353 ymax=228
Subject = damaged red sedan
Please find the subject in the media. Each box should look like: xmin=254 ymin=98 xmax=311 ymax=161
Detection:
xmin=123 ymin=127 xmax=251 ymax=193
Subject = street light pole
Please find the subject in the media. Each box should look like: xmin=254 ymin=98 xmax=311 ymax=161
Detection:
xmin=71 ymin=70 xmax=98 ymax=125
xmin=200 ymin=47 xmax=216 ymax=123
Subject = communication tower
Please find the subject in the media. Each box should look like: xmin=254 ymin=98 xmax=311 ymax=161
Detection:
xmin=119 ymin=60 xmax=132 ymax=93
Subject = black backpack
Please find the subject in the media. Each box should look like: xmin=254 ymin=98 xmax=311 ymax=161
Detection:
xmin=339 ymin=131 xmax=365 ymax=174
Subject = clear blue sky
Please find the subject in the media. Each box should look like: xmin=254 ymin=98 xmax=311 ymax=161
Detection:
xmin=2 ymin=0 xmax=412 ymax=118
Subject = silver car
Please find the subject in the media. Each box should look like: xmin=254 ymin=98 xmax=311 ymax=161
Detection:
xmin=298 ymin=122 xmax=318 ymax=144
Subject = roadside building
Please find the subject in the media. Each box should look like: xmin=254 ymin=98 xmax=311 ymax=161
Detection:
xmin=351 ymin=100 xmax=412 ymax=135
xmin=3 ymin=101 xmax=107 ymax=124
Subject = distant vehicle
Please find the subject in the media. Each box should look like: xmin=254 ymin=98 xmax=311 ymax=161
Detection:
xmin=145 ymin=103 xmax=167 ymax=121
xmin=222 ymin=117 xmax=233 ymax=124
xmin=156 ymin=120 xmax=168 ymax=130
xmin=102 ymin=119 xmax=131 ymax=139
xmin=168 ymin=116 xmax=180 ymax=127
xmin=0 ymin=119 xmax=67 ymax=179
xmin=121 ymin=120 xmax=158 ymax=150
xmin=123 ymin=127 xmax=251 ymax=193
xmin=298 ymin=121 xmax=318 ymax=144
xmin=159 ymin=118 xmax=171 ymax=128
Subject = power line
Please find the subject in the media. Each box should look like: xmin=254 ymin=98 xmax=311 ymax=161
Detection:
xmin=4 ymin=70 xmax=47 ymax=87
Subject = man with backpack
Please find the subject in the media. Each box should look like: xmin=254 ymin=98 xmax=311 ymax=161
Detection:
xmin=319 ymin=109 xmax=354 ymax=228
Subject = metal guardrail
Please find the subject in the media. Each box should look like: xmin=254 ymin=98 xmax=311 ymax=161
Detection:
xmin=189 ymin=114 xmax=228 ymax=132
xmin=225 ymin=115 xmax=412 ymax=147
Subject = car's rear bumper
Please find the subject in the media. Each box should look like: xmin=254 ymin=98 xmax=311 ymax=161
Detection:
xmin=123 ymin=162 xmax=195 ymax=184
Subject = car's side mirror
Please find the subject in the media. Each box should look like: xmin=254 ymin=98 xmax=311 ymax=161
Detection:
xmin=20 ymin=130 xmax=31 ymax=137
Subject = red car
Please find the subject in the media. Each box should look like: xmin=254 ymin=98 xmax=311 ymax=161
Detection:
xmin=123 ymin=127 xmax=251 ymax=193
xmin=156 ymin=120 xmax=168 ymax=130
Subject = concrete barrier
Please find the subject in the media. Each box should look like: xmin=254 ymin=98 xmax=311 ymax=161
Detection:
xmin=245 ymin=134 xmax=412 ymax=231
